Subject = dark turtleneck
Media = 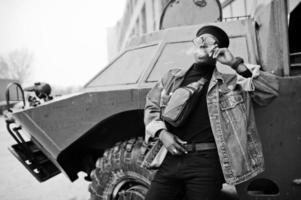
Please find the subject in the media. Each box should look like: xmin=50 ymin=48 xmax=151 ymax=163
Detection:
xmin=166 ymin=62 xmax=215 ymax=143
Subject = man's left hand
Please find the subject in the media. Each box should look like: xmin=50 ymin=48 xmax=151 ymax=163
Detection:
xmin=213 ymin=48 xmax=236 ymax=67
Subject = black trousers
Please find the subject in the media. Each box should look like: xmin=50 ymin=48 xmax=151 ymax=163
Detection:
xmin=145 ymin=150 xmax=224 ymax=200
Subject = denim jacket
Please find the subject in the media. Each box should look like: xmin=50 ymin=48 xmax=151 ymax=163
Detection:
xmin=144 ymin=64 xmax=279 ymax=185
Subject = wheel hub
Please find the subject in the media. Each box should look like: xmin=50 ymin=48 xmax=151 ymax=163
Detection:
xmin=113 ymin=181 xmax=148 ymax=200
xmin=117 ymin=185 xmax=146 ymax=200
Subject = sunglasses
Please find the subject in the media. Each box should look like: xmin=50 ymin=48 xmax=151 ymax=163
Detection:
xmin=193 ymin=35 xmax=219 ymax=57
xmin=193 ymin=35 xmax=218 ymax=48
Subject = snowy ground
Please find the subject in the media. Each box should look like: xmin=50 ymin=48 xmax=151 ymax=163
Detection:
xmin=0 ymin=116 xmax=90 ymax=200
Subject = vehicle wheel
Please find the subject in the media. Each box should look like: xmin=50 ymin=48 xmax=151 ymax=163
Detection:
xmin=89 ymin=137 xmax=155 ymax=200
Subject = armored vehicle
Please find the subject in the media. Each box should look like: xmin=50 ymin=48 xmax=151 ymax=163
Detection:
xmin=3 ymin=0 xmax=301 ymax=199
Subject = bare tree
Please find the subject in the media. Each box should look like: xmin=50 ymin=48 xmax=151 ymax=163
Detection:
xmin=0 ymin=48 xmax=33 ymax=83
xmin=0 ymin=56 xmax=10 ymax=78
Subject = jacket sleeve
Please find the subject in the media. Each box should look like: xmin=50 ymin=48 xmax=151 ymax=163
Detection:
xmin=236 ymin=64 xmax=280 ymax=106
xmin=144 ymin=74 xmax=170 ymax=143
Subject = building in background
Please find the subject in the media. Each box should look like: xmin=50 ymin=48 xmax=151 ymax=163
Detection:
xmin=221 ymin=0 xmax=257 ymax=19
xmin=107 ymin=0 xmax=299 ymax=61
xmin=222 ymin=0 xmax=300 ymax=18
xmin=106 ymin=0 xmax=169 ymax=60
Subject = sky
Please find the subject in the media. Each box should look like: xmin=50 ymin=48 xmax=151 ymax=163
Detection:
xmin=0 ymin=0 xmax=125 ymax=87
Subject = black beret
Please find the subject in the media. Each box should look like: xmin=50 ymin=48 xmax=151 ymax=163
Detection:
xmin=196 ymin=25 xmax=229 ymax=48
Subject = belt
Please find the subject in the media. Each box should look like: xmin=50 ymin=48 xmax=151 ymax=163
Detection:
xmin=183 ymin=143 xmax=216 ymax=152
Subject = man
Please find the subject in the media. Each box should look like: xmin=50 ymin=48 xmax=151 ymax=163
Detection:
xmin=143 ymin=25 xmax=279 ymax=200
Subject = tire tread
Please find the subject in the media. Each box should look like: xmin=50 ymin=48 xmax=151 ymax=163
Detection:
xmin=89 ymin=137 xmax=154 ymax=200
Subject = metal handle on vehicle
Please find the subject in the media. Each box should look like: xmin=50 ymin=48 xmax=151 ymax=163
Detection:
xmin=5 ymin=82 xmax=26 ymax=111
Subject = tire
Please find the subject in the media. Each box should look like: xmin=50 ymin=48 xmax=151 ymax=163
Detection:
xmin=89 ymin=137 xmax=155 ymax=200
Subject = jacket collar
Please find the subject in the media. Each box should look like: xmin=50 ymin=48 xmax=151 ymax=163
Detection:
xmin=174 ymin=68 xmax=187 ymax=78
xmin=173 ymin=65 xmax=225 ymax=83
xmin=171 ymin=64 xmax=224 ymax=94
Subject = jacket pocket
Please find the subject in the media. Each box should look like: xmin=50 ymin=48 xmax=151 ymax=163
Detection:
xmin=220 ymin=91 xmax=244 ymax=110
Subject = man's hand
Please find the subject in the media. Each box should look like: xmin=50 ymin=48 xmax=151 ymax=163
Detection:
xmin=159 ymin=130 xmax=188 ymax=155
xmin=213 ymin=48 xmax=250 ymax=74
xmin=213 ymin=48 xmax=236 ymax=67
